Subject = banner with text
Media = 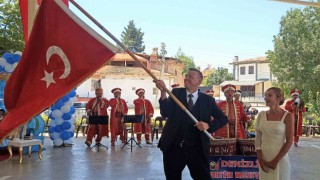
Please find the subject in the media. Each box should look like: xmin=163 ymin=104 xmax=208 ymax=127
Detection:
xmin=210 ymin=156 xmax=259 ymax=180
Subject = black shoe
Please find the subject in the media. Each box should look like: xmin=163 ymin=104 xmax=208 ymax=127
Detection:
xmin=85 ymin=141 xmax=91 ymax=147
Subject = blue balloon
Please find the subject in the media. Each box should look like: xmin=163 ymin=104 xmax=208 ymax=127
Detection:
xmin=61 ymin=121 xmax=71 ymax=130
xmin=51 ymin=105 xmax=58 ymax=111
xmin=12 ymin=54 xmax=21 ymax=62
xmin=6 ymin=57 xmax=15 ymax=65
xmin=48 ymin=127 xmax=56 ymax=133
xmin=69 ymin=107 xmax=75 ymax=114
xmin=60 ymin=131 xmax=71 ymax=140
xmin=55 ymin=100 xmax=64 ymax=109
xmin=61 ymin=95 xmax=70 ymax=102
xmin=55 ymin=125 xmax=63 ymax=133
xmin=49 ymin=113 xmax=55 ymax=120
xmin=2 ymin=53 xmax=11 ymax=59
xmin=69 ymin=91 xmax=76 ymax=97
xmin=62 ymin=113 xmax=71 ymax=120
xmin=49 ymin=135 xmax=54 ymax=140
xmin=69 ymin=131 xmax=74 ymax=138
xmin=0 ymin=66 xmax=5 ymax=72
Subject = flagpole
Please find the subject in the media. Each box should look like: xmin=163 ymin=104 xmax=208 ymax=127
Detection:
xmin=69 ymin=0 xmax=214 ymax=140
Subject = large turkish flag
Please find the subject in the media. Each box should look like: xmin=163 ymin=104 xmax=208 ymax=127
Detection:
xmin=0 ymin=0 xmax=117 ymax=139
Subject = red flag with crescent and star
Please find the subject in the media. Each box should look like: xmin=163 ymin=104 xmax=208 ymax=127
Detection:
xmin=0 ymin=0 xmax=118 ymax=139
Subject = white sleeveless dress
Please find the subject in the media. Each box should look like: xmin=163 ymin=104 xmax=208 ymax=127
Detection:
xmin=255 ymin=111 xmax=291 ymax=180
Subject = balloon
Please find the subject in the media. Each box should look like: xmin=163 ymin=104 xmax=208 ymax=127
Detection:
xmin=14 ymin=51 xmax=22 ymax=55
xmin=62 ymin=113 xmax=71 ymax=120
xmin=69 ymin=91 xmax=76 ymax=97
xmin=52 ymin=110 xmax=63 ymax=119
xmin=12 ymin=62 xmax=18 ymax=70
xmin=71 ymin=96 xmax=77 ymax=102
xmin=51 ymin=105 xmax=58 ymax=111
xmin=4 ymin=64 xmax=13 ymax=72
xmin=61 ymin=105 xmax=70 ymax=113
xmin=50 ymin=120 xmax=56 ymax=127
xmin=0 ymin=58 xmax=7 ymax=66
xmin=53 ymin=138 xmax=63 ymax=146
xmin=60 ymin=131 xmax=71 ymax=140
xmin=49 ymin=113 xmax=55 ymax=120
xmin=69 ymin=107 xmax=76 ymax=115
xmin=48 ymin=127 xmax=55 ymax=134
xmin=51 ymin=132 xmax=60 ymax=139
xmin=69 ymin=131 xmax=74 ymax=138
xmin=12 ymin=54 xmax=21 ymax=62
xmin=54 ymin=125 xmax=63 ymax=133
xmin=67 ymin=125 xmax=75 ymax=132
xmin=49 ymin=135 xmax=54 ymax=140
xmin=62 ymin=121 xmax=71 ymax=130
xmin=0 ymin=66 xmax=5 ymax=72
xmin=61 ymin=96 xmax=70 ymax=102
xmin=6 ymin=56 xmax=15 ymax=65
xmin=65 ymin=99 xmax=74 ymax=107
xmin=55 ymin=100 xmax=64 ymax=109
xmin=69 ymin=116 xmax=76 ymax=123
xmin=55 ymin=118 xmax=64 ymax=125
xmin=2 ymin=53 xmax=11 ymax=59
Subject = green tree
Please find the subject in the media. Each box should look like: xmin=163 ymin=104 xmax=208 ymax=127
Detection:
xmin=203 ymin=67 xmax=233 ymax=86
xmin=120 ymin=20 xmax=145 ymax=53
xmin=176 ymin=48 xmax=196 ymax=74
xmin=0 ymin=0 xmax=25 ymax=55
xmin=266 ymin=6 xmax=320 ymax=101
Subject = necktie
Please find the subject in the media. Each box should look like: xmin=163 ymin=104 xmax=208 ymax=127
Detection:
xmin=188 ymin=94 xmax=194 ymax=110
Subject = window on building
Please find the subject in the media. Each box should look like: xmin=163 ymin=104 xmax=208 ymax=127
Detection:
xmin=240 ymin=86 xmax=255 ymax=97
xmin=248 ymin=66 xmax=254 ymax=74
xmin=240 ymin=67 xmax=245 ymax=75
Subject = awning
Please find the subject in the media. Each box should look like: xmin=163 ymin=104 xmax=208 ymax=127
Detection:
xmin=220 ymin=80 xmax=264 ymax=86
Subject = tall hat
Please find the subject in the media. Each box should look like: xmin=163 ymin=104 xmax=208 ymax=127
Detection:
xmin=222 ymin=84 xmax=236 ymax=93
xmin=135 ymin=88 xmax=145 ymax=95
xmin=111 ymin=88 xmax=122 ymax=94
xmin=290 ymin=89 xmax=301 ymax=96
xmin=234 ymin=90 xmax=241 ymax=95
xmin=206 ymin=89 xmax=214 ymax=95
xmin=171 ymin=84 xmax=179 ymax=88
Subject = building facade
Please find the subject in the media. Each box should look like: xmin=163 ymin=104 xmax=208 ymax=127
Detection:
xmin=221 ymin=56 xmax=274 ymax=103
xmin=76 ymin=50 xmax=185 ymax=108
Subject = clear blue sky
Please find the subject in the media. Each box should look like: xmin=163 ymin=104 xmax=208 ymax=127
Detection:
xmin=70 ymin=0 xmax=303 ymax=71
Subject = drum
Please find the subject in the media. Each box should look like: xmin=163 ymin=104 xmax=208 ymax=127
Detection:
xmin=237 ymin=138 xmax=256 ymax=156
xmin=210 ymin=138 xmax=237 ymax=156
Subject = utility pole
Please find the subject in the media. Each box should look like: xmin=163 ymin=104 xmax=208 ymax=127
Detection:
xmin=154 ymin=43 xmax=167 ymax=108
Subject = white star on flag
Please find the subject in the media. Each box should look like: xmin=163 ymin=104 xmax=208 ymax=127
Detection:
xmin=41 ymin=70 xmax=56 ymax=87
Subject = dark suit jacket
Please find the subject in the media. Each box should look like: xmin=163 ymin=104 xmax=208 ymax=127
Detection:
xmin=158 ymin=88 xmax=228 ymax=159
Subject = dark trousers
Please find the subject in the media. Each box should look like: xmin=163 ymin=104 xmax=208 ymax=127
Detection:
xmin=163 ymin=145 xmax=210 ymax=180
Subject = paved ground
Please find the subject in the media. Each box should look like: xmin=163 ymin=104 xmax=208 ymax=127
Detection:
xmin=0 ymin=135 xmax=320 ymax=180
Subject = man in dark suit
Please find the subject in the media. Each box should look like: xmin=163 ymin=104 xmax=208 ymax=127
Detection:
xmin=154 ymin=68 xmax=228 ymax=180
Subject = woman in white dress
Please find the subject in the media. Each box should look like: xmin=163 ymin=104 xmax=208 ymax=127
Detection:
xmin=255 ymin=87 xmax=294 ymax=180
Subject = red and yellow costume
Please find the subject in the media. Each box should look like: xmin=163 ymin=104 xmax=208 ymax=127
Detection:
xmin=85 ymin=96 xmax=109 ymax=144
xmin=284 ymin=89 xmax=306 ymax=145
xmin=109 ymin=88 xmax=128 ymax=144
xmin=215 ymin=84 xmax=250 ymax=138
xmin=133 ymin=88 xmax=154 ymax=143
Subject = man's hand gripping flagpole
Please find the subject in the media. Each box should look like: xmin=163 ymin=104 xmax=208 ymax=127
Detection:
xmin=69 ymin=0 xmax=214 ymax=141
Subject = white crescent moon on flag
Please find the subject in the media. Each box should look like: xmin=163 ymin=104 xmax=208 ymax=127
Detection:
xmin=46 ymin=46 xmax=71 ymax=79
